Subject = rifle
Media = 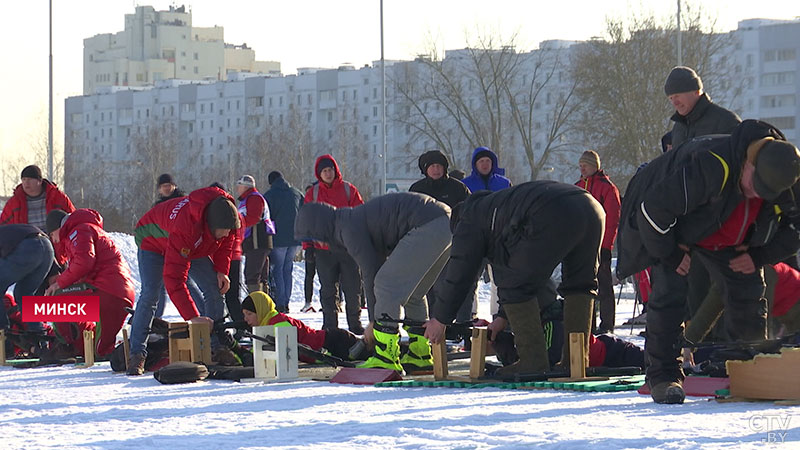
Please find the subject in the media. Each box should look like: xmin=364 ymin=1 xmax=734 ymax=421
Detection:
xmin=679 ymin=331 xmax=800 ymax=353
xmin=377 ymin=313 xmax=477 ymax=340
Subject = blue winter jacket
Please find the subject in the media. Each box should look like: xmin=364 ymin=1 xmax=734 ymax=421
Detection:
xmin=462 ymin=147 xmax=512 ymax=193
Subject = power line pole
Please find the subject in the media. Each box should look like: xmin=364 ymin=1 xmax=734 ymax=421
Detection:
xmin=677 ymin=0 xmax=683 ymax=66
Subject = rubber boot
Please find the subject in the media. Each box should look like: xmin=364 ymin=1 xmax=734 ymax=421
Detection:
xmin=495 ymin=300 xmax=550 ymax=377
xmin=559 ymin=294 xmax=594 ymax=371
xmin=399 ymin=329 xmax=434 ymax=373
xmin=357 ymin=322 xmax=402 ymax=372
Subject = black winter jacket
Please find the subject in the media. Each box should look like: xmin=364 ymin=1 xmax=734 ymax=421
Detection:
xmin=264 ymin=177 xmax=304 ymax=247
xmin=295 ymin=192 xmax=450 ymax=310
xmin=0 ymin=224 xmax=46 ymax=258
xmin=435 ymin=181 xmax=591 ymax=322
xmin=154 ymin=188 xmax=186 ymax=206
xmin=617 ymin=120 xmax=800 ymax=279
xmin=670 ymin=93 xmax=741 ymax=148
xmin=409 ymin=175 xmax=471 ymax=208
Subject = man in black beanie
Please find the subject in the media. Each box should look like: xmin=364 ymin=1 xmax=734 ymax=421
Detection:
xmin=1 ymin=164 xmax=75 ymax=232
xmin=410 ymin=150 xmax=470 ymax=208
xmin=155 ymin=173 xmax=185 ymax=205
xmin=127 ymin=186 xmax=241 ymax=375
xmin=664 ymin=66 xmax=740 ymax=149
xmin=410 ymin=151 xmax=474 ymax=323
xmin=664 ymin=66 xmax=742 ymax=353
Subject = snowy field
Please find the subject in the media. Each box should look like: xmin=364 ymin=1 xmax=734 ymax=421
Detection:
xmin=1 ymin=233 xmax=799 ymax=449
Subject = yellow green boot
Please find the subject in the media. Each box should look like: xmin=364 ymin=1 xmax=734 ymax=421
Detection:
xmin=400 ymin=329 xmax=434 ymax=374
xmin=357 ymin=322 xmax=402 ymax=372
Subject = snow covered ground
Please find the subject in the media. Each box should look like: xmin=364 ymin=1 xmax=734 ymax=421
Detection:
xmin=2 ymin=233 xmax=799 ymax=449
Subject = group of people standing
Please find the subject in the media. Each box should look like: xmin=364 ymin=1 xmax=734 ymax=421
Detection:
xmin=3 ymin=65 xmax=800 ymax=407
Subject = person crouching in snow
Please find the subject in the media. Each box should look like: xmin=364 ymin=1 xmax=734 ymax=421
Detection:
xmin=424 ymin=181 xmax=605 ymax=377
xmin=241 ymin=291 xmax=366 ymax=362
xmin=43 ymin=209 xmax=135 ymax=359
xmin=295 ymin=192 xmax=451 ymax=373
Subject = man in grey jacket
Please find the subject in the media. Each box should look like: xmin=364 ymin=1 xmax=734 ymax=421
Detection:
xmin=295 ymin=192 xmax=451 ymax=373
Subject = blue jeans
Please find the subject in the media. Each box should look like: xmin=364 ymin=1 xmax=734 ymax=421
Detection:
xmin=129 ymin=250 xmax=225 ymax=356
xmin=0 ymin=235 xmax=53 ymax=331
xmin=155 ymin=271 xmax=204 ymax=318
xmin=270 ymin=246 xmax=299 ymax=309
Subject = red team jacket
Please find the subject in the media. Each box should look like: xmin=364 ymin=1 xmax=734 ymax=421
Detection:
xmin=303 ymin=155 xmax=364 ymax=250
xmin=576 ymin=170 xmax=621 ymax=250
xmin=134 ymin=187 xmax=237 ymax=320
xmin=56 ymin=209 xmax=135 ymax=305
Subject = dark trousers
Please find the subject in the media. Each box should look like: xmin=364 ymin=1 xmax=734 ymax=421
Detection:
xmin=645 ymin=246 xmax=766 ymax=385
xmin=243 ymin=248 xmax=269 ymax=288
xmin=492 ymin=192 xmax=603 ymax=305
xmin=428 ymin=259 xmax=478 ymax=323
xmin=596 ymin=249 xmax=615 ymax=331
xmin=304 ymin=248 xmax=316 ymax=304
xmin=225 ymin=260 xmax=244 ymax=322
xmin=316 ymin=249 xmax=363 ymax=331
xmin=322 ymin=327 xmax=359 ymax=360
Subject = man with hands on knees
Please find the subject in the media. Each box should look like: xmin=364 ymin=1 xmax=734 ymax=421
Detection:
xmin=126 ymin=186 xmax=240 ymax=375
xmin=425 ymin=181 xmax=605 ymax=378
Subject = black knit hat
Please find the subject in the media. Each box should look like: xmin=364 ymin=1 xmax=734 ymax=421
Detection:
xmin=753 ymin=140 xmax=800 ymax=201
xmin=206 ymin=197 xmax=241 ymax=231
xmin=46 ymin=209 xmax=69 ymax=234
xmin=21 ymin=165 xmax=43 ymax=181
xmin=418 ymin=150 xmax=450 ymax=175
xmin=268 ymin=171 xmax=283 ymax=185
xmin=664 ymin=66 xmax=703 ymax=96
xmin=157 ymin=173 xmax=175 ymax=186
xmin=316 ymin=158 xmax=336 ymax=177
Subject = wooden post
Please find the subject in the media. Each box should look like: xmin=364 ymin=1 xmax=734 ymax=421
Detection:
xmin=569 ymin=332 xmax=586 ymax=380
xmin=189 ymin=322 xmax=212 ymax=365
xmin=469 ymin=328 xmax=488 ymax=380
xmin=82 ymin=330 xmax=95 ymax=368
xmin=169 ymin=322 xmax=212 ymax=364
xmin=0 ymin=329 xmax=6 ymax=366
xmin=169 ymin=322 xmax=189 ymax=363
xmin=122 ymin=328 xmax=130 ymax=371
xmin=432 ymin=339 xmax=448 ymax=381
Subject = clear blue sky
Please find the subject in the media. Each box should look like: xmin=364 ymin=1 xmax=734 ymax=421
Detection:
xmin=1 ymin=0 xmax=799 ymax=165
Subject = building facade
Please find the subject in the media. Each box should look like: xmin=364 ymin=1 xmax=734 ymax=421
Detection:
xmin=84 ymin=5 xmax=280 ymax=95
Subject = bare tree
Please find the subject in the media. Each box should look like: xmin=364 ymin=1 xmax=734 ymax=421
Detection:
xmin=247 ymin=106 xmax=315 ymax=191
xmin=571 ymin=5 xmax=742 ymax=188
xmin=391 ymin=32 xmax=580 ymax=182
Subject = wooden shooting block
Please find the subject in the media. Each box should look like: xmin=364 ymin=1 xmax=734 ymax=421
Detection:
xmin=433 ymin=327 xmax=489 ymax=382
xmin=0 ymin=329 xmax=6 ymax=366
xmin=81 ymin=330 xmax=95 ymax=368
xmin=122 ymin=327 xmax=130 ymax=371
xmin=549 ymin=333 xmax=608 ymax=383
xmin=168 ymin=321 xmax=212 ymax=364
xmin=727 ymin=348 xmax=800 ymax=400
xmin=252 ymin=325 xmax=298 ymax=381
